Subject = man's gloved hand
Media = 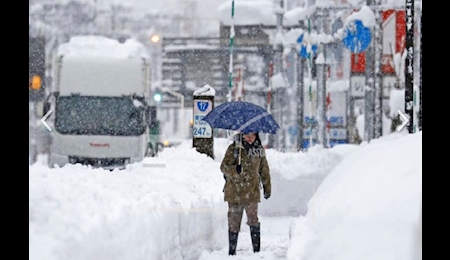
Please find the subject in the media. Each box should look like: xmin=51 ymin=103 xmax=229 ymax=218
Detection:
xmin=264 ymin=192 xmax=271 ymax=200
xmin=236 ymin=164 xmax=242 ymax=174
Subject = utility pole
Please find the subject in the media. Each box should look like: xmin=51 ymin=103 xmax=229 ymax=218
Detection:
xmin=316 ymin=8 xmax=328 ymax=148
xmin=296 ymin=45 xmax=304 ymax=151
xmin=373 ymin=5 xmax=383 ymax=138
xmin=316 ymin=53 xmax=327 ymax=147
xmin=405 ymin=0 xmax=414 ymax=133
xmin=364 ymin=0 xmax=376 ymax=142
xmin=268 ymin=62 xmax=275 ymax=148
xmin=227 ymin=1 xmax=235 ymax=103
xmin=273 ymin=0 xmax=284 ymax=149
xmin=419 ymin=9 xmax=422 ymax=131
xmin=29 ymin=101 xmax=37 ymax=165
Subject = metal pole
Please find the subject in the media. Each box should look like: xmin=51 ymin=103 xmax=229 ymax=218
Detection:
xmin=374 ymin=8 xmax=383 ymax=138
xmin=419 ymin=9 xmax=422 ymax=131
xmin=315 ymin=8 xmax=327 ymax=147
xmin=364 ymin=0 xmax=376 ymax=143
xmin=29 ymin=101 xmax=37 ymax=165
xmin=297 ymin=53 xmax=304 ymax=151
xmin=274 ymin=0 xmax=284 ymax=149
xmin=268 ymin=62 xmax=275 ymax=148
xmin=364 ymin=22 xmax=375 ymax=142
xmin=316 ymin=55 xmax=327 ymax=147
xmin=306 ymin=17 xmax=314 ymax=147
xmin=405 ymin=0 xmax=414 ymax=133
xmin=228 ymin=1 xmax=235 ymax=103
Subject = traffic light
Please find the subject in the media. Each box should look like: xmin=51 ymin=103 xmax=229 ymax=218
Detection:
xmin=29 ymin=37 xmax=46 ymax=102
xmin=30 ymin=75 xmax=42 ymax=90
xmin=153 ymin=91 xmax=162 ymax=102
xmin=29 ymin=74 xmax=45 ymax=102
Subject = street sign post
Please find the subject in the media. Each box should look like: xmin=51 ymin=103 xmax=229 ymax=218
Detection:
xmin=192 ymin=91 xmax=214 ymax=159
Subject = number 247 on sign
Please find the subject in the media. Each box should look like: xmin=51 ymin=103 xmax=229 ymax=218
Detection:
xmin=193 ymin=127 xmax=207 ymax=135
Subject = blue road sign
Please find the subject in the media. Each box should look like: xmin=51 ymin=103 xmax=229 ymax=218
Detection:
xmin=297 ymin=34 xmax=304 ymax=44
xmin=296 ymin=33 xmax=317 ymax=59
xmin=342 ymin=19 xmax=372 ymax=53
xmin=299 ymin=44 xmax=317 ymax=59
xmin=197 ymin=101 xmax=209 ymax=112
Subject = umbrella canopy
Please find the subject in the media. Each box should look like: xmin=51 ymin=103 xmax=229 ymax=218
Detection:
xmin=201 ymin=101 xmax=280 ymax=134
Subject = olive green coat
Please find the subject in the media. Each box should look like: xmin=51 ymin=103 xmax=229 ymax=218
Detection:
xmin=220 ymin=138 xmax=271 ymax=204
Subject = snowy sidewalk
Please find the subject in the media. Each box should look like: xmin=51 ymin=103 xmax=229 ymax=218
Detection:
xmin=198 ymin=216 xmax=295 ymax=260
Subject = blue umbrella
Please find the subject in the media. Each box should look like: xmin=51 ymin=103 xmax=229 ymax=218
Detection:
xmin=201 ymin=101 xmax=280 ymax=134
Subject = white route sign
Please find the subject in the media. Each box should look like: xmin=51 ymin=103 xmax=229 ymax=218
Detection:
xmin=193 ymin=100 xmax=213 ymax=138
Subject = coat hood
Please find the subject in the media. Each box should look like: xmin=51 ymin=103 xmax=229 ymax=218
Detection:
xmin=233 ymin=133 xmax=262 ymax=149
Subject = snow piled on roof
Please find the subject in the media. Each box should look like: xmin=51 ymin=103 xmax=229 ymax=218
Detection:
xmin=57 ymin=35 xmax=150 ymax=60
xmin=284 ymin=6 xmax=315 ymax=26
xmin=216 ymin=0 xmax=276 ymax=26
xmin=344 ymin=5 xmax=376 ymax=28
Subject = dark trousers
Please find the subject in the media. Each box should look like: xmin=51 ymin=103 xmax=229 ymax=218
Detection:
xmin=228 ymin=201 xmax=260 ymax=232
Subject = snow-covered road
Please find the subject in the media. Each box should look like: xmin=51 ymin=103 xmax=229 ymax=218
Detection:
xmin=198 ymin=216 xmax=294 ymax=260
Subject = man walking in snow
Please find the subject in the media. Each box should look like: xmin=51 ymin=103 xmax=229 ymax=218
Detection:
xmin=220 ymin=132 xmax=271 ymax=255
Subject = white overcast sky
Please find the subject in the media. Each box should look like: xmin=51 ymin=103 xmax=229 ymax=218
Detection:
xmin=96 ymin=0 xmax=226 ymax=17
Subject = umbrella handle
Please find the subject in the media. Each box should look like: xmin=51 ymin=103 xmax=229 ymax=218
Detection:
xmin=238 ymin=150 xmax=241 ymax=165
xmin=238 ymin=134 xmax=242 ymax=165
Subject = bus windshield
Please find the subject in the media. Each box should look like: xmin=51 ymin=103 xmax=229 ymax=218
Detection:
xmin=55 ymin=96 xmax=146 ymax=136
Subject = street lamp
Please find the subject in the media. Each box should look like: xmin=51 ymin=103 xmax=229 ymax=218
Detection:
xmin=160 ymin=86 xmax=184 ymax=109
xmin=154 ymin=84 xmax=186 ymax=138
xmin=150 ymin=34 xmax=160 ymax=44
xmin=149 ymin=33 xmax=162 ymax=86
xmin=150 ymin=82 xmax=184 ymax=109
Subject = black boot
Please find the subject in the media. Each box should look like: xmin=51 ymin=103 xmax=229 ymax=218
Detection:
xmin=229 ymin=231 xmax=239 ymax=255
xmin=250 ymin=225 xmax=260 ymax=253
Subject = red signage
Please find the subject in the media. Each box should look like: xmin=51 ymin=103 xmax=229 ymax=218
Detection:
xmin=381 ymin=9 xmax=406 ymax=74
xmin=350 ymin=9 xmax=406 ymax=75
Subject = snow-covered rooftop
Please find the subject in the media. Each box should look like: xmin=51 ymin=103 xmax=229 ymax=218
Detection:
xmin=216 ymin=0 xmax=276 ymax=26
xmin=56 ymin=35 xmax=150 ymax=60
xmin=283 ymin=6 xmax=315 ymax=26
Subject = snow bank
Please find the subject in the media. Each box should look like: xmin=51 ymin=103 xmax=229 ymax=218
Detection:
xmin=30 ymin=133 xmax=356 ymax=259
xmin=287 ymin=131 xmax=422 ymax=260
xmin=29 ymin=144 xmax=227 ymax=260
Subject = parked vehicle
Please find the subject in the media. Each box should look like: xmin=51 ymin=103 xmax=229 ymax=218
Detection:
xmin=44 ymin=36 xmax=157 ymax=170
